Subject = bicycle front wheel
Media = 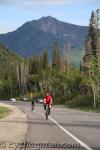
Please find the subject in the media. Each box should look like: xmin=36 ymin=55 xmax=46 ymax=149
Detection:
xmin=45 ymin=110 xmax=48 ymax=120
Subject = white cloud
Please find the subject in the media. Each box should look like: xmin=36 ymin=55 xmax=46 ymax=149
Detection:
xmin=23 ymin=0 xmax=75 ymax=5
xmin=0 ymin=0 xmax=99 ymax=6
xmin=0 ymin=0 xmax=74 ymax=5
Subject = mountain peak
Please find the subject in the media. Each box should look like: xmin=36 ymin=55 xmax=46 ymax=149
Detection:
xmin=32 ymin=16 xmax=60 ymax=34
xmin=39 ymin=16 xmax=57 ymax=21
xmin=0 ymin=16 xmax=88 ymax=59
xmin=47 ymin=16 xmax=54 ymax=18
xmin=37 ymin=16 xmax=58 ymax=25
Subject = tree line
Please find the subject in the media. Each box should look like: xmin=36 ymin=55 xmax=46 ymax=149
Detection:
xmin=0 ymin=44 xmax=28 ymax=98
xmin=82 ymin=9 xmax=100 ymax=108
xmin=0 ymin=9 xmax=100 ymax=109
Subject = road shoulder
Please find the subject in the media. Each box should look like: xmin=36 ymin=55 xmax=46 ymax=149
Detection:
xmin=0 ymin=103 xmax=28 ymax=150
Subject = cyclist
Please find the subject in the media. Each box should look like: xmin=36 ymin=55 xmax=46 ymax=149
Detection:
xmin=31 ymin=98 xmax=35 ymax=111
xmin=43 ymin=92 xmax=53 ymax=115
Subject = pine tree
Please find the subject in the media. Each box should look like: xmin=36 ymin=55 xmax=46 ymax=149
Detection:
xmin=95 ymin=9 xmax=100 ymax=60
xmin=83 ymin=9 xmax=100 ymax=67
xmin=89 ymin=11 xmax=98 ymax=58
xmin=84 ymin=38 xmax=92 ymax=61
xmin=42 ymin=49 xmax=48 ymax=69
xmin=61 ymin=43 xmax=69 ymax=72
xmin=82 ymin=9 xmax=100 ymax=108
xmin=95 ymin=9 xmax=100 ymax=29
xmin=29 ymin=56 xmax=41 ymax=74
xmin=52 ymin=42 xmax=61 ymax=70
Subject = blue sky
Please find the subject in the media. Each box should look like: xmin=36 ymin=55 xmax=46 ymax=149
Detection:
xmin=0 ymin=0 xmax=100 ymax=33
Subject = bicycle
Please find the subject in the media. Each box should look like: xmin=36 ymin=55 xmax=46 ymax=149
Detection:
xmin=45 ymin=104 xmax=51 ymax=120
xmin=31 ymin=103 xmax=35 ymax=111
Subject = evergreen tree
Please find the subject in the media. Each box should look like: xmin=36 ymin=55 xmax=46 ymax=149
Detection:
xmin=82 ymin=9 xmax=100 ymax=108
xmin=52 ymin=42 xmax=61 ymax=70
xmin=29 ymin=56 xmax=41 ymax=74
xmin=61 ymin=43 xmax=69 ymax=72
xmin=83 ymin=9 xmax=100 ymax=71
xmin=95 ymin=9 xmax=100 ymax=30
xmin=42 ymin=49 xmax=48 ymax=69
xmin=89 ymin=11 xmax=98 ymax=58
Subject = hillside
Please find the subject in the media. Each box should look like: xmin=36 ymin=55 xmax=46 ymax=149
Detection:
xmin=0 ymin=44 xmax=27 ymax=98
xmin=0 ymin=16 xmax=88 ymax=57
xmin=0 ymin=44 xmax=19 ymax=80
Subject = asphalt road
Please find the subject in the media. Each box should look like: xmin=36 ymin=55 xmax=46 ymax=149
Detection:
xmin=1 ymin=101 xmax=100 ymax=150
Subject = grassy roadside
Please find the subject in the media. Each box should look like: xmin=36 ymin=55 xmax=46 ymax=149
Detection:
xmin=0 ymin=106 xmax=11 ymax=118
xmin=65 ymin=105 xmax=100 ymax=113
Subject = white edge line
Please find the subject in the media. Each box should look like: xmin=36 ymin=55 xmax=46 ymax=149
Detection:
xmin=49 ymin=117 xmax=93 ymax=150
xmin=34 ymin=110 xmax=93 ymax=150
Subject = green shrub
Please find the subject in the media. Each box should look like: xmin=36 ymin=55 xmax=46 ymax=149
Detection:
xmin=66 ymin=94 xmax=93 ymax=108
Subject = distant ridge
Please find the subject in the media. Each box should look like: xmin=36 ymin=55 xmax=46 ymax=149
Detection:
xmin=0 ymin=16 xmax=88 ymax=57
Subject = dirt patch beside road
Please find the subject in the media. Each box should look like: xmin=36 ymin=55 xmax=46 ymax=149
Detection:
xmin=0 ymin=103 xmax=28 ymax=150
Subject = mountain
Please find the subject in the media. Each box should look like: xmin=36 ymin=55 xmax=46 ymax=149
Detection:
xmin=0 ymin=16 xmax=88 ymax=57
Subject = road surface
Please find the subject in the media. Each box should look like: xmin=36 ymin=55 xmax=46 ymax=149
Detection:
xmin=1 ymin=101 xmax=100 ymax=150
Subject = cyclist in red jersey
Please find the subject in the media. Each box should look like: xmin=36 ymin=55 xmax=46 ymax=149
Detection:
xmin=43 ymin=92 xmax=53 ymax=115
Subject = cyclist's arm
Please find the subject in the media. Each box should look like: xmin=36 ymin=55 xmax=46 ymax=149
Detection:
xmin=43 ymin=98 xmax=46 ymax=104
xmin=50 ymin=97 xmax=53 ymax=106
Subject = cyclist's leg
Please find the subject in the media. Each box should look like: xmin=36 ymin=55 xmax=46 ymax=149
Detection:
xmin=44 ymin=103 xmax=46 ymax=110
xmin=48 ymin=107 xmax=50 ymax=115
xmin=45 ymin=105 xmax=48 ymax=120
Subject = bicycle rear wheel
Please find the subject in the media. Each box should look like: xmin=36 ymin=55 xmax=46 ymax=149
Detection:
xmin=45 ymin=112 xmax=48 ymax=120
xmin=31 ymin=104 xmax=34 ymax=111
xmin=45 ymin=108 xmax=49 ymax=120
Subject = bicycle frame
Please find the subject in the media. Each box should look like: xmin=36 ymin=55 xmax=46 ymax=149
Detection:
xmin=45 ymin=104 xmax=50 ymax=120
xmin=31 ymin=104 xmax=35 ymax=111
